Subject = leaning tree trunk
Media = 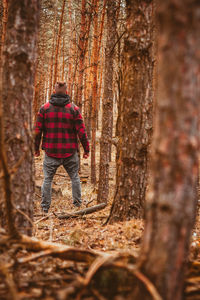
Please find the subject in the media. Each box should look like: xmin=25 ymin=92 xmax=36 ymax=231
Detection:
xmin=108 ymin=0 xmax=154 ymax=222
xmin=97 ymin=0 xmax=116 ymax=204
xmin=137 ymin=1 xmax=200 ymax=299
xmin=0 ymin=0 xmax=39 ymax=236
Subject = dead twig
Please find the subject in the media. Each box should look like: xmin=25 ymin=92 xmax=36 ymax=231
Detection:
xmin=34 ymin=212 xmax=53 ymax=224
xmin=17 ymin=249 xmax=54 ymax=264
xmin=86 ymin=199 xmax=95 ymax=207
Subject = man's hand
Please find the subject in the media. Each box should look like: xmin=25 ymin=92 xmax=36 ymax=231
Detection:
xmin=83 ymin=152 xmax=89 ymax=159
xmin=35 ymin=151 xmax=40 ymax=157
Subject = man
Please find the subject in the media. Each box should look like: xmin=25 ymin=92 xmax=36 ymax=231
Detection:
xmin=35 ymin=82 xmax=89 ymax=213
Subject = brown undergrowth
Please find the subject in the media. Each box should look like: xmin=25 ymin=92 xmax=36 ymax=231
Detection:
xmin=0 ymin=149 xmax=200 ymax=300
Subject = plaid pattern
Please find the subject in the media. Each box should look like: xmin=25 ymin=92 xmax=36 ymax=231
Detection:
xmin=35 ymin=101 xmax=89 ymax=158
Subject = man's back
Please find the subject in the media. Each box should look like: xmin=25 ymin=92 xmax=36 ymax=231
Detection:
xmin=35 ymin=93 xmax=89 ymax=158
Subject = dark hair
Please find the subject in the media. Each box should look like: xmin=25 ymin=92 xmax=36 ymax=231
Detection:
xmin=56 ymin=81 xmax=66 ymax=87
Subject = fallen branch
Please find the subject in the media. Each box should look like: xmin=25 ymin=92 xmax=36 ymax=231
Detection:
xmin=56 ymin=203 xmax=107 ymax=219
xmin=0 ymin=234 xmax=104 ymax=267
xmin=17 ymin=234 xmax=101 ymax=264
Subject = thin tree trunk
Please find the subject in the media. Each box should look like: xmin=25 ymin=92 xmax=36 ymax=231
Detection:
xmin=53 ymin=0 xmax=66 ymax=86
xmin=96 ymin=0 xmax=106 ymax=130
xmin=97 ymin=0 xmax=116 ymax=203
xmin=107 ymin=0 xmax=154 ymax=222
xmin=62 ymin=35 xmax=65 ymax=81
xmin=90 ymin=0 xmax=99 ymax=184
xmin=72 ymin=32 xmax=79 ymax=99
xmin=77 ymin=0 xmax=86 ymax=110
xmin=96 ymin=54 xmax=104 ymax=130
xmin=97 ymin=0 xmax=106 ymax=59
xmin=48 ymin=3 xmax=58 ymax=98
xmin=67 ymin=0 xmax=73 ymax=97
xmin=1 ymin=0 xmax=8 ymax=60
xmin=33 ymin=59 xmax=39 ymax=123
xmin=84 ymin=53 xmax=92 ymax=138
xmin=138 ymin=1 xmax=200 ymax=299
xmin=0 ymin=0 xmax=39 ymax=236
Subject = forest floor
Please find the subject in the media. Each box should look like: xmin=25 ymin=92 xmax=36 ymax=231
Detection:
xmin=0 ymin=144 xmax=200 ymax=300
xmin=34 ymin=146 xmax=143 ymax=253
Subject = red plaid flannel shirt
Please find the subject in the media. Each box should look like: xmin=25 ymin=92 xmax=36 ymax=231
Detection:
xmin=35 ymin=101 xmax=89 ymax=158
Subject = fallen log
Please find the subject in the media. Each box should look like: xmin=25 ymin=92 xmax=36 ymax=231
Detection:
xmin=56 ymin=203 xmax=107 ymax=219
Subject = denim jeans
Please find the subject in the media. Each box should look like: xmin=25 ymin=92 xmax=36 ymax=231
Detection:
xmin=41 ymin=152 xmax=81 ymax=211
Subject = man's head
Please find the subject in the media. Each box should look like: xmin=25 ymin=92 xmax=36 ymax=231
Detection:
xmin=55 ymin=82 xmax=67 ymax=94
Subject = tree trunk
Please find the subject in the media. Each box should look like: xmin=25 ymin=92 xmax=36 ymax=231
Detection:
xmin=77 ymin=0 xmax=86 ymax=110
xmin=48 ymin=2 xmax=58 ymax=98
xmin=90 ymin=0 xmax=99 ymax=184
xmin=97 ymin=0 xmax=116 ymax=204
xmin=61 ymin=35 xmax=65 ymax=81
xmin=138 ymin=1 xmax=200 ymax=299
xmin=53 ymin=0 xmax=66 ymax=86
xmin=67 ymin=0 xmax=74 ymax=98
xmin=0 ymin=0 xmax=39 ymax=236
xmin=1 ymin=0 xmax=8 ymax=60
xmin=108 ymin=0 xmax=155 ymax=222
xmin=96 ymin=0 xmax=106 ymax=131
xmin=84 ymin=53 xmax=92 ymax=139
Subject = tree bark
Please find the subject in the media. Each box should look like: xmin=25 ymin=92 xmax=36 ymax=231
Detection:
xmin=48 ymin=1 xmax=58 ymax=98
xmin=0 ymin=0 xmax=39 ymax=235
xmin=138 ymin=1 xmax=200 ymax=299
xmin=97 ymin=0 xmax=116 ymax=204
xmin=1 ymin=0 xmax=8 ymax=60
xmin=108 ymin=0 xmax=155 ymax=222
xmin=76 ymin=0 xmax=87 ymax=110
xmin=90 ymin=0 xmax=99 ymax=184
xmin=96 ymin=0 xmax=106 ymax=130
xmin=67 ymin=0 xmax=73 ymax=97
xmin=53 ymin=0 xmax=66 ymax=86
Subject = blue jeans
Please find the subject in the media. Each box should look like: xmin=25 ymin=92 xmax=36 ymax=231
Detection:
xmin=41 ymin=152 xmax=81 ymax=211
